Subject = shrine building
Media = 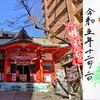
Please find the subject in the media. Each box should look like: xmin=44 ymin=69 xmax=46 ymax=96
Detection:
xmin=0 ymin=29 xmax=71 ymax=84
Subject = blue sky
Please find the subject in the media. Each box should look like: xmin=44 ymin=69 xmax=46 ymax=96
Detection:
xmin=0 ymin=0 xmax=45 ymax=37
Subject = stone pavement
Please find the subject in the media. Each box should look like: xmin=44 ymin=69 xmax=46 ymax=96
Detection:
xmin=0 ymin=91 xmax=72 ymax=100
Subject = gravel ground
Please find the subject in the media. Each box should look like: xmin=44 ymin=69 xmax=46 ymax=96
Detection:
xmin=0 ymin=91 xmax=72 ymax=100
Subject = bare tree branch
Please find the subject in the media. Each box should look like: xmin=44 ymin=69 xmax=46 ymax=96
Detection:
xmin=15 ymin=13 xmax=28 ymax=22
xmin=32 ymin=23 xmax=71 ymax=45
xmin=0 ymin=0 xmax=71 ymax=46
xmin=20 ymin=0 xmax=31 ymax=16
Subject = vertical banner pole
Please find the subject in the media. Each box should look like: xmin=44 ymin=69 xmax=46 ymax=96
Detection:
xmin=77 ymin=65 xmax=83 ymax=100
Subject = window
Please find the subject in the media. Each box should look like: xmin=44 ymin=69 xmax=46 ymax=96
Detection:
xmin=43 ymin=62 xmax=53 ymax=71
xmin=0 ymin=60 xmax=4 ymax=72
xmin=0 ymin=63 xmax=3 ymax=68
xmin=2 ymin=33 xmax=9 ymax=38
xmin=11 ymin=64 xmax=16 ymax=73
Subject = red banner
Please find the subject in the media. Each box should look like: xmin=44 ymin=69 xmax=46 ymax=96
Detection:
xmin=64 ymin=22 xmax=83 ymax=65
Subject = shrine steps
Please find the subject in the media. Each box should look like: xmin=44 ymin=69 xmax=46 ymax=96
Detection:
xmin=0 ymin=82 xmax=54 ymax=92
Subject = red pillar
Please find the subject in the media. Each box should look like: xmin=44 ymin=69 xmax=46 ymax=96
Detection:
xmin=39 ymin=58 xmax=43 ymax=82
xmin=4 ymin=58 xmax=8 ymax=82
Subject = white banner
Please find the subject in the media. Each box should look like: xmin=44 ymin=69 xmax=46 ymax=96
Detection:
xmin=83 ymin=0 xmax=100 ymax=99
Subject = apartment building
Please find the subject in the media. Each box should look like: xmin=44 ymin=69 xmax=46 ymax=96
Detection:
xmin=42 ymin=0 xmax=83 ymax=44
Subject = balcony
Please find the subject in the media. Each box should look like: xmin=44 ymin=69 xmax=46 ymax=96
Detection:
xmin=47 ymin=0 xmax=54 ymax=9
xmin=73 ymin=3 xmax=83 ymax=15
xmin=55 ymin=1 xmax=67 ymax=18
xmin=50 ymin=14 xmax=68 ymax=32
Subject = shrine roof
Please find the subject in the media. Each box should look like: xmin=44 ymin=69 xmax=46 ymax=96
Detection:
xmin=0 ymin=28 xmax=69 ymax=47
xmin=0 ymin=29 xmax=71 ymax=62
xmin=0 ymin=39 xmax=12 ymax=45
xmin=32 ymin=37 xmax=68 ymax=47
xmin=0 ymin=37 xmax=69 ymax=47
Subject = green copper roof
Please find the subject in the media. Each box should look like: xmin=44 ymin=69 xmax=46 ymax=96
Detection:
xmin=32 ymin=37 xmax=69 ymax=47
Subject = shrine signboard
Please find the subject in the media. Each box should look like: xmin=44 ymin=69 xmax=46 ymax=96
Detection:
xmin=66 ymin=65 xmax=79 ymax=82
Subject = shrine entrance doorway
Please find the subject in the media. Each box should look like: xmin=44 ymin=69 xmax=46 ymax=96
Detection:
xmin=10 ymin=59 xmax=36 ymax=82
xmin=16 ymin=64 xmax=30 ymax=82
